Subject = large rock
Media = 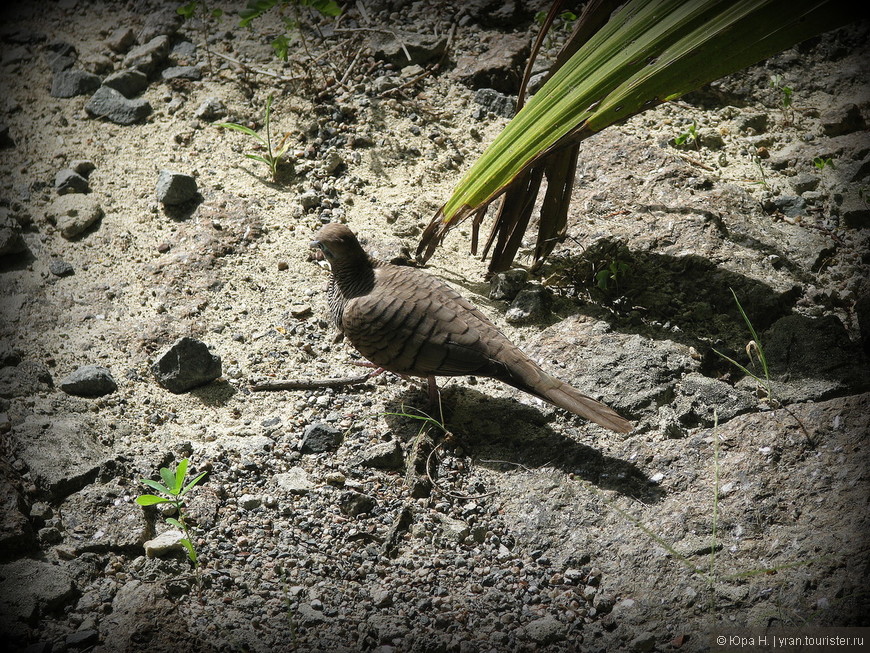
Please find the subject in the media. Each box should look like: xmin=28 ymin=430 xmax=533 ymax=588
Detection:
xmin=85 ymin=86 xmax=152 ymax=125
xmin=59 ymin=365 xmax=117 ymax=397
xmin=50 ymin=68 xmax=100 ymax=98
xmin=0 ymin=559 xmax=76 ymax=641
xmin=45 ymin=193 xmax=103 ymax=239
xmin=152 ymin=336 xmax=222 ymax=393
xmin=102 ymin=68 xmax=148 ymax=98
xmin=452 ymin=33 xmax=530 ymax=93
xmin=60 ymin=481 xmax=151 ymax=553
xmin=123 ymin=35 xmax=170 ymax=75
xmin=0 ymin=459 xmax=35 ymax=557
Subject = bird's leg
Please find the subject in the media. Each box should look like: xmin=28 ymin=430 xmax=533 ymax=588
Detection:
xmin=427 ymin=376 xmax=441 ymax=414
xmin=350 ymin=360 xmax=415 ymax=383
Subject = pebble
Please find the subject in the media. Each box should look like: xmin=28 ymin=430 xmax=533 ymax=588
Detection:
xmin=143 ymin=530 xmax=185 ymax=557
xmin=194 ymin=97 xmax=227 ymax=121
xmin=161 ymin=65 xmax=202 ymax=81
xmin=300 ymin=422 xmax=342 ymax=454
xmin=155 ymin=169 xmax=198 ymax=205
xmin=355 ymin=439 xmax=404 ymax=470
xmin=59 ymin=365 xmax=117 ymax=397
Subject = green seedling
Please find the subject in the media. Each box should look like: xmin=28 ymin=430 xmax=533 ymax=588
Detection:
xmin=177 ymin=1 xmax=224 ymax=72
xmin=672 ymin=121 xmax=699 ymax=149
xmin=239 ymin=0 xmax=341 ymax=61
xmin=534 ymin=10 xmax=579 ymax=51
xmin=214 ymin=94 xmax=292 ymax=183
xmin=769 ymin=74 xmax=794 ymax=124
xmin=137 ymin=458 xmax=208 ymax=565
xmin=595 ymin=259 xmax=631 ymax=291
xmin=713 ymin=289 xmax=774 ymax=403
xmin=812 ymin=156 xmax=835 ymax=170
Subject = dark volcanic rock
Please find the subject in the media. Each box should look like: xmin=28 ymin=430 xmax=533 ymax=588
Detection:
xmin=59 ymin=365 xmax=117 ymax=397
xmin=155 ymin=170 xmax=198 ymax=205
xmin=85 ymin=86 xmax=152 ymax=125
xmin=54 ymin=168 xmax=90 ymax=195
xmin=102 ymin=69 xmax=149 ymax=98
xmin=152 ymin=336 xmax=222 ymax=393
xmin=300 ymin=422 xmax=342 ymax=454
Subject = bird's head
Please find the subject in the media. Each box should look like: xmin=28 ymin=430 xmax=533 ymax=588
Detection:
xmin=311 ymin=223 xmax=367 ymax=265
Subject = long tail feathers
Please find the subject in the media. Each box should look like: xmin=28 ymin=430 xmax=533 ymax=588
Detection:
xmin=540 ymin=379 xmax=633 ymax=433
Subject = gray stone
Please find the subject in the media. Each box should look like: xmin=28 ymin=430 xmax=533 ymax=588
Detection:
xmin=338 ymin=490 xmax=376 ymax=517
xmin=102 ymin=68 xmax=149 ymax=98
xmin=50 ymin=69 xmax=100 ymax=98
xmin=49 ymin=258 xmax=74 ymax=277
xmin=123 ymin=35 xmax=170 ymax=75
xmin=0 ymin=559 xmax=75 ymax=630
xmin=523 ymin=615 xmax=565 ymax=645
xmin=630 ymin=631 xmax=656 ymax=652
xmin=369 ymin=30 xmax=447 ymax=67
xmin=54 ymin=168 xmax=90 ymax=195
xmin=143 ymin=529 xmax=184 ymax=557
xmin=99 ymin=581 xmax=177 ymax=651
xmin=368 ymin=614 xmax=409 ymax=643
xmin=355 ymin=439 xmax=404 ymax=470
xmin=13 ymin=414 xmax=109 ymax=499
xmin=0 ymin=360 xmax=53 ymax=399
xmin=156 ymin=169 xmax=198 ymax=205
xmin=296 ymin=603 xmax=327 ymax=625
xmin=152 ymin=336 xmax=222 ymax=393
xmin=45 ymin=42 xmax=77 ymax=74
xmin=274 ymin=467 xmax=315 ymax=495
xmin=489 ymin=268 xmax=528 ymax=301
xmin=85 ymin=85 xmax=152 ymax=125
xmin=66 ymin=629 xmax=99 ymax=648
xmin=433 ymin=513 xmax=469 ymax=543
xmin=300 ymin=422 xmax=342 ymax=453
xmin=299 ymin=190 xmax=321 ymax=210
xmin=505 ymin=286 xmax=550 ymax=324
xmin=0 ymin=459 xmax=35 ymax=557
xmin=59 ymin=365 xmax=117 ymax=397
xmin=736 ymin=112 xmax=769 ymax=133
xmin=137 ymin=11 xmax=183 ymax=44
xmin=45 ymin=194 xmax=103 ymax=239
xmin=194 ymin=96 xmax=227 ymax=121
xmin=675 ymin=373 xmax=757 ymax=425
xmin=0 ymin=211 xmax=26 ymax=256
xmin=791 ymin=173 xmax=820 ymax=194
xmin=106 ymin=27 xmax=135 ymax=53
xmin=161 ymin=65 xmax=201 ymax=81
xmin=768 ymin=194 xmax=806 ymax=218
xmin=474 ymin=88 xmax=516 ymax=119
xmin=239 ymin=493 xmax=262 ymax=510
xmin=820 ymin=103 xmax=866 ymax=137
xmin=0 ymin=123 xmax=14 ymax=149
xmin=452 ymin=33 xmax=529 ymax=93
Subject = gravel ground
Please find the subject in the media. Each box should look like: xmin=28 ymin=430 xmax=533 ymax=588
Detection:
xmin=1 ymin=2 xmax=868 ymax=652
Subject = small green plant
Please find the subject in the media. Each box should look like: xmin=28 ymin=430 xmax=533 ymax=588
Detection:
xmin=136 ymin=458 xmax=208 ymax=566
xmin=750 ymin=153 xmax=771 ymax=190
xmin=534 ymin=10 xmax=579 ymax=51
xmin=595 ymin=259 xmax=631 ymax=291
xmin=812 ymin=155 xmax=835 ymax=170
xmin=672 ymin=120 xmax=699 ymax=149
xmin=713 ymin=289 xmax=774 ymax=403
xmin=769 ymin=74 xmax=794 ymax=124
xmin=214 ymin=94 xmax=291 ymax=183
xmin=239 ymin=0 xmax=342 ymax=61
xmin=177 ymin=1 xmax=224 ymax=72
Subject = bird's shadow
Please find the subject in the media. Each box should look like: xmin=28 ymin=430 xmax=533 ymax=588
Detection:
xmin=383 ymin=383 xmax=664 ymax=504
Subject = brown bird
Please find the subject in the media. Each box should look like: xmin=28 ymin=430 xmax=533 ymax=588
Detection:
xmin=311 ymin=223 xmax=632 ymax=433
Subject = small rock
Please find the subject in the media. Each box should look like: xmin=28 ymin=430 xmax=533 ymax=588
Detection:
xmin=299 ymin=190 xmax=321 ymax=210
xmin=322 ymin=149 xmax=344 ymax=175
xmin=274 ymin=467 xmax=315 ymax=495
xmin=50 ymin=69 xmax=101 ymax=98
xmin=194 ymin=97 xmax=227 ymax=121
xmin=453 ymin=33 xmax=529 ymax=93
xmin=102 ymin=69 xmax=149 ymax=98
xmin=735 ymin=112 xmax=768 ymax=133
xmin=151 ymin=336 xmax=222 ymax=393
xmin=505 ymin=286 xmax=550 ymax=324
xmin=371 ymin=588 xmax=393 ymax=608
xmin=523 ymin=615 xmax=565 ymax=645
xmin=489 ymin=268 xmax=528 ymax=301
xmin=45 ymin=194 xmax=104 ymax=239
xmin=45 ymin=42 xmax=77 ymax=74
xmin=820 ymin=103 xmax=866 ymax=136
xmin=54 ymin=168 xmax=89 ymax=195
xmin=123 ymin=35 xmax=170 ymax=75
xmin=0 ymin=124 xmax=14 ymax=149
xmin=106 ymin=27 xmax=136 ymax=54
xmin=70 ymin=160 xmax=95 ymax=177
xmin=66 ymin=629 xmax=99 ymax=648
xmin=369 ymin=30 xmax=447 ymax=67
xmin=156 ymin=169 xmax=198 ymax=205
xmin=239 ymin=493 xmax=261 ymax=510
xmin=137 ymin=11 xmax=183 ymax=44
xmin=433 ymin=513 xmax=469 ymax=543
xmin=59 ymin=365 xmax=117 ymax=397
xmin=300 ymin=422 xmax=342 ymax=453
xmin=630 ymin=631 xmax=656 ymax=653
xmin=143 ymin=530 xmax=184 ymax=557
xmin=355 ymin=439 xmax=404 ymax=470
xmin=296 ymin=603 xmax=327 ymax=625
xmin=768 ymin=194 xmax=806 ymax=218
xmin=474 ymin=88 xmax=516 ymax=119
xmin=339 ymin=490 xmax=376 ymax=517
xmin=161 ymin=65 xmax=201 ymax=81
xmin=0 ymin=212 xmax=26 ymax=256
xmin=791 ymin=173 xmax=820 ymax=194
xmin=85 ymin=86 xmax=152 ymax=125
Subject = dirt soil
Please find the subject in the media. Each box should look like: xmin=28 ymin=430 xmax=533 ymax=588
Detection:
xmin=1 ymin=2 xmax=869 ymax=652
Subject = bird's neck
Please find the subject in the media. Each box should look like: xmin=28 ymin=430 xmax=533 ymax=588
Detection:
xmin=331 ymin=255 xmax=376 ymax=299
